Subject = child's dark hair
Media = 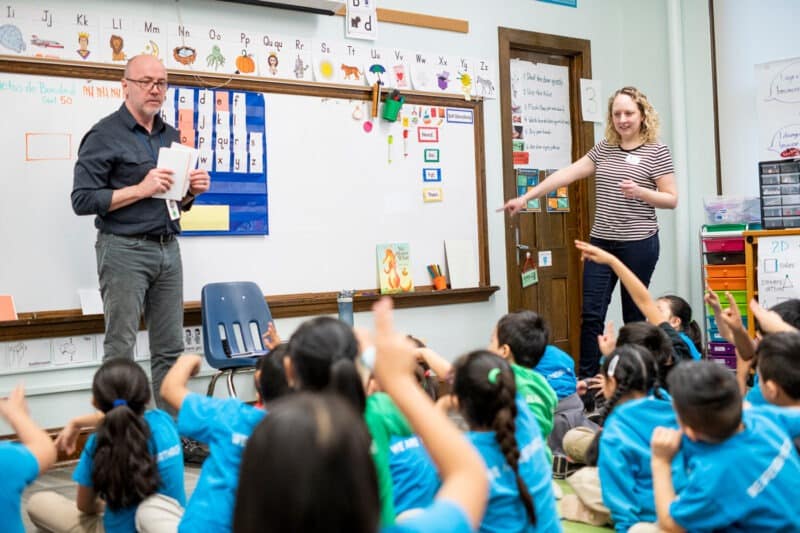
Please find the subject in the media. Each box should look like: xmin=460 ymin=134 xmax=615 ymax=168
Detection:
xmin=617 ymin=322 xmax=674 ymax=389
xmin=407 ymin=335 xmax=439 ymax=401
xmin=288 ymin=316 xmax=365 ymax=412
xmin=584 ymin=345 xmax=661 ymax=465
xmin=90 ymin=358 xmax=160 ymax=510
xmin=234 ymin=393 xmax=379 ymax=533
xmin=756 ymin=332 xmax=800 ymax=400
xmin=767 ymin=299 xmax=800 ymax=329
xmin=453 ymin=350 xmax=536 ymax=525
xmin=256 ymin=344 xmax=291 ymax=404
xmin=496 ymin=310 xmax=549 ymax=368
xmin=667 ymin=361 xmax=742 ymax=441
xmin=660 ymin=295 xmax=702 ymax=354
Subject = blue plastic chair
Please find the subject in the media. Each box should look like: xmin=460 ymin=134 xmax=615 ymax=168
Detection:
xmin=201 ymin=281 xmax=272 ymax=398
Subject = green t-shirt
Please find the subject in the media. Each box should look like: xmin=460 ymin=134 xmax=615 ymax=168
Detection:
xmin=364 ymin=392 xmax=413 ymax=527
xmin=511 ymin=363 xmax=558 ymax=440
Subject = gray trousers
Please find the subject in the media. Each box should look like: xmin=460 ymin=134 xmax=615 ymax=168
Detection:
xmin=96 ymin=232 xmax=184 ymax=415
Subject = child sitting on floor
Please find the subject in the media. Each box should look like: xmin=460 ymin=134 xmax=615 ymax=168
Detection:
xmin=560 ymin=345 xmax=686 ymax=532
xmin=0 ymin=385 xmax=56 ymax=533
xmin=651 ymin=361 xmax=800 ymax=532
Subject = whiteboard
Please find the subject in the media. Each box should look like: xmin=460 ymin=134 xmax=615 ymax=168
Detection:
xmin=0 ymin=72 xmax=480 ymax=312
xmin=757 ymin=235 xmax=800 ymax=309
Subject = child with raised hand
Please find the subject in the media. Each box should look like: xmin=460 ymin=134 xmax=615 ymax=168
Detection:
xmin=575 ymin=240 xmax=693 ymax=365
xmin=0 ymin=385 xmax=56 ymax=533
xmin=651 ymin=361 xmax=800 ymax=532
xmin=561 ymin=345 xmax=687 ymax=531
xmin=451 ymin=349 xmax=562 ymax=532
xmin=655 ymin=295 xmax=702 ymax=359
xmin=364 ymin=336 xmax=441 ymax=519
xmin=234 ymin=297 xmax=488 ymax=533
xmin=28 ymin=358 xmax=184 ymax=533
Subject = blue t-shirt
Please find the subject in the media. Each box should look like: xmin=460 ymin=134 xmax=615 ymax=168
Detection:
xmin=383 ymin=499 xmax=471 ymax=533
xmin=670 ymin=405 xmax=800 ymax=532
xmin=177 ymin=393 xmax=266 ymax=533
xmin=73 ymin=409 xmax=185 ymax=533
xmin=677 ymin=332 xmax=702 ymax=360
xmin=746 ymin=374 xmax=767 ymax=406
xmin=388 ymin=434 xmax=440 ymax=515
xmin=598 ymin=395 xmax=687 ymax=532
xmin=466 ymin=396 xmax=561 ymax=533
xmin=534 ymin=345 xmax=577 ymax=400
xmin=0 ymin=442 xmax=40 ymax=533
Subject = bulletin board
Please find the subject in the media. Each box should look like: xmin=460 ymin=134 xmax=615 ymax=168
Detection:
xmin=0 ymin=59 xmax=492 ymax=340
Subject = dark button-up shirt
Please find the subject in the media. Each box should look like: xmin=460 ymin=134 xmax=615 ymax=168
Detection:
xmin=72 ymin=103 xmax=182 ymax=235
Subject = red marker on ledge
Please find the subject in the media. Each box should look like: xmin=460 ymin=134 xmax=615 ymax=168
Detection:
xmin=403 ymin=128 xmax=409 ymax=158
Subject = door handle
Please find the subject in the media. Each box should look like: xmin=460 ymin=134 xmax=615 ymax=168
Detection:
xmin=514 ymin=226 xmax=531 ymax=265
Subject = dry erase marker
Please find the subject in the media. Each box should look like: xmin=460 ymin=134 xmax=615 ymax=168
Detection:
xmin=388 ymin=134 xmax=394 ymax=164
xmin=403 ymin=129 xmax=409 ymax=158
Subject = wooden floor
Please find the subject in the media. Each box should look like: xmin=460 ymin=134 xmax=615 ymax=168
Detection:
xmin=20 ymin=466 xmax=612 ymax=532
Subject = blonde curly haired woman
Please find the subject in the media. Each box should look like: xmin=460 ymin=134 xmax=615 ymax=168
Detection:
xmin=501 ymin=87 xmax=677 ymax=382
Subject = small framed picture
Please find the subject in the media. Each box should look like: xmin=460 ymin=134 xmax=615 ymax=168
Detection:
xmin=424 ymin=148 xmax=440 ymax=162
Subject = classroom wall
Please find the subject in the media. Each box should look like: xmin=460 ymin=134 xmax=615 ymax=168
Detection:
xmin=2 ymin=0 xmax=719 ymax=432
xmin=715 ymin=0 xmax=798 ymax=196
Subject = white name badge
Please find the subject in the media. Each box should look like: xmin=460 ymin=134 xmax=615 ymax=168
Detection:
xmin=625 ymin=154 xmax=641 ymax=165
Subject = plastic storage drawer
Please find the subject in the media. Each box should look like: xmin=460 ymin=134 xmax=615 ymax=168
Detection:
xmin=710 ymin=354 xmax=737 ymax=370
xmin=708 ymin=342 xmax=736 ymax=355
xmin=703 ymin=238 xmax=745 ymax=253
xmin=705 ymin=252 xmax=745 ymax=265
xmin=704 ymin=264 xmax=746 ymax=278
xmin=707 ymin=278 xmax=747 ymax=291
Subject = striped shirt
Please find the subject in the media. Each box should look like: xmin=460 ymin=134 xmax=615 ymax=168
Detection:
xmin=587 ymin=140 xmax=673 ymax=241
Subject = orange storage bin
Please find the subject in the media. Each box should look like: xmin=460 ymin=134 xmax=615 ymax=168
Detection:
xmin=704 ymin=264 xmax=746 ymax=278
xmin=706 ymin=277 xmax=747 ymax=291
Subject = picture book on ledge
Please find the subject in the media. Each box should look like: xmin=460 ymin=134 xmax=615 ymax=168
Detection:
xmin=377 ymin=243 xmax=415 ymax=294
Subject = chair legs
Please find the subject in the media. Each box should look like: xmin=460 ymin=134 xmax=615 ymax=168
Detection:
xmin=206 ymin=367 xmax=255 ymax=398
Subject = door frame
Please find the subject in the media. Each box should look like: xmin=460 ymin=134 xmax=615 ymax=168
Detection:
xmin=497 ymin=28 xmax=595 ymax=354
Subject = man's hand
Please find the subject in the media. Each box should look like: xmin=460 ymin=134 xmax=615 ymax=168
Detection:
xmin=138 ymin=168 xmax=174 ymax=197
xmin=0 ymin=384 xmax=28 ymax=420
xmin=187 ymin=169 xmax=211 ymax=197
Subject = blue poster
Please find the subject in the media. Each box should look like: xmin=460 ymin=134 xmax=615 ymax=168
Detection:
xmin=164 ymin=86 xmax=268 ymax=236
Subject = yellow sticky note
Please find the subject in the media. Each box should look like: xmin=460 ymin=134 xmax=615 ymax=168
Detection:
xmin=181 ymin=205 xmax=230 ymax=231
xmin=422 ymin=187 xmax=443 ymax=203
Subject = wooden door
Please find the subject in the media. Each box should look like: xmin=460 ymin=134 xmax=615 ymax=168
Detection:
xmin=498 ymin=29 xmax=595 ymax=359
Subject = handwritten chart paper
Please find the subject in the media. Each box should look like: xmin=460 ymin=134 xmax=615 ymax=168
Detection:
xmin=758 ymin=235 xmax=800 ymax=308
xmin=756 ymin=57 xmax=800 ymax=160
xmin=510 ymin=59 xmax=572 ymax=169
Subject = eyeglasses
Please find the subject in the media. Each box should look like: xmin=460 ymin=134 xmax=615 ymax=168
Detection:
xmin=125 ymin=78 xmax=168 ymax=91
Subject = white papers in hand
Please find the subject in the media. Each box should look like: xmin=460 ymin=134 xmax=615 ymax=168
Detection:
xmin=170 ymin=142 xmax=200 ymax=196
xmin=153 ymin=147 xmax=192 ymax=200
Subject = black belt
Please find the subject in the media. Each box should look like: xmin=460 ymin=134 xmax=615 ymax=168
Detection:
xmin=124 ymin=233 xmax=176 ymax=244
xmin=100 ymin=231 xmax=176 ymax=244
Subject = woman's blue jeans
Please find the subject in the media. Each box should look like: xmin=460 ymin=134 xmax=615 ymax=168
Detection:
xmin=578 ymin=233 xmax=660 ymax=378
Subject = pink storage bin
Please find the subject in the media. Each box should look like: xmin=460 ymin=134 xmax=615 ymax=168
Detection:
xmin=703 ymin=238 xmax=745 ymax=253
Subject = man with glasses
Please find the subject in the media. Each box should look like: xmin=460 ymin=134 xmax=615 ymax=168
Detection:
xmin=72 ymin=55 xmax=210 ymax=463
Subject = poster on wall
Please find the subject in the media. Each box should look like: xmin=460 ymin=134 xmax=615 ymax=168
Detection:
xmin=509 ymin=59 xmax=572 ymax=170
xmin=756 ymin=57 xmax=800 ymax=160
xmin=161 ymin=87 xmax=268 ymax=236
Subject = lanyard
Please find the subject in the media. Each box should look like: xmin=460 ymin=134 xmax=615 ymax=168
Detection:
xmin=135 ymin=129 xmax=164 ymax=163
